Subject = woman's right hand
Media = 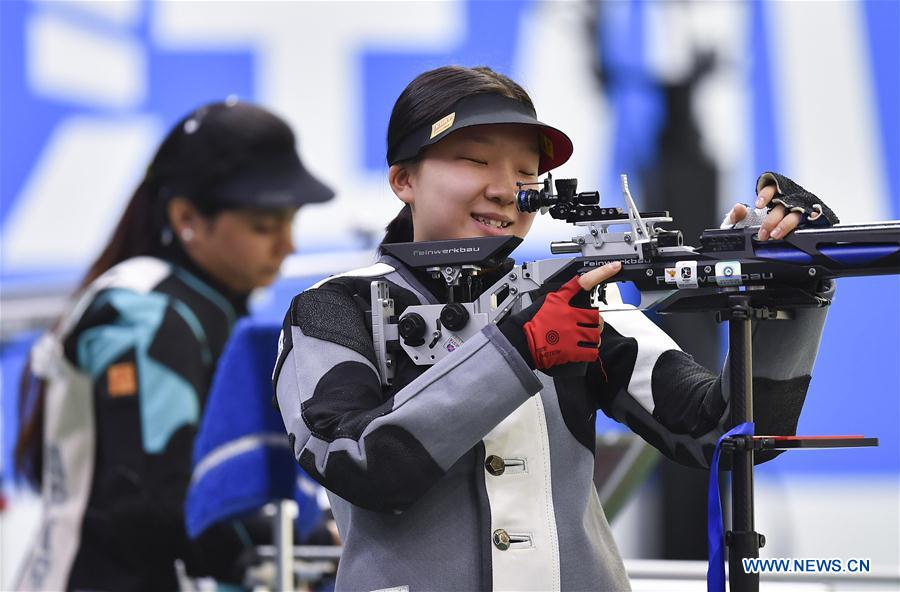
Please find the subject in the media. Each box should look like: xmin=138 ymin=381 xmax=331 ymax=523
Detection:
xmin=499 ymin=261 xmax=621 ymax=370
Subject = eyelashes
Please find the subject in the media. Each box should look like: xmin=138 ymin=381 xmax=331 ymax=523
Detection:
xmin=459 ymin=157 xmax=536 ymax=178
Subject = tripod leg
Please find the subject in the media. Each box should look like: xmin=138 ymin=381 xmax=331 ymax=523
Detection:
xmin=727 ymin=306 xmax=761 ymax=592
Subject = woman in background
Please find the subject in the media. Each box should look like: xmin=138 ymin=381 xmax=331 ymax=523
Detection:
xmin=14 ymin=99 xmax=333 ymax=591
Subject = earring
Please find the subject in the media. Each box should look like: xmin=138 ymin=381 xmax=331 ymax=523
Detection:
xmin=180 ymin=228 xmax=195 ymax=242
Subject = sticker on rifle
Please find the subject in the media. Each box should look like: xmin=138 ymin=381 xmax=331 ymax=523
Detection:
xmin=664 ymin=268 xmax=678 ymax=284
xmin=675 ymin=261 xmax=698 ymax=288
xmin=445 ymin=335 xmax=464 ymax=353
xmin=715 ymin=261 xmax=742 ymax=287
xmin=430 ymin=112 xmax=455 ymax=139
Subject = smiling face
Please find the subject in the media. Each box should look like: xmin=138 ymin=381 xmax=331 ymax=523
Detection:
xmin=389 ymin=124 xmax=540 ymax=242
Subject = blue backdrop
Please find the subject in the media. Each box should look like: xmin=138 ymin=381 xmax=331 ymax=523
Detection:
xmin=2 ymin=0 xmax=897 ymax=482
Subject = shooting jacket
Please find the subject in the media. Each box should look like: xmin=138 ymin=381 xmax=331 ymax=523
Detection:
xmin=16 ymin=255 xmax=243 ymax=592
xmin=274 ymin=254 xmax=829 ymax=592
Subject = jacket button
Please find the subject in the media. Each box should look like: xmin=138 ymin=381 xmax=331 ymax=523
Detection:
xmin=492 ymin=529 xmax=511 ymax=551
xmin=485 ymin=455 xmax=505 ymax=476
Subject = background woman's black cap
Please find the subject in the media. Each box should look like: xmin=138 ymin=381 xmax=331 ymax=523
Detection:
xmin=388 ymin=93 xmax=573 ymax=175
xmin=148 ymin=100 xmax=334 ymax=209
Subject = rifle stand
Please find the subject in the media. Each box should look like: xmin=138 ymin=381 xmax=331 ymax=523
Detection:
xmin=715 ymin=295 xmax=877 ymax=592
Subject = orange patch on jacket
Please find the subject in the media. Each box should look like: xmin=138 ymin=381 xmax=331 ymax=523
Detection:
xmin=107 ymin=362 xmax=137 ymax=397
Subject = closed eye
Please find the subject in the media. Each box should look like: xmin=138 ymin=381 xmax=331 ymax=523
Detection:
xmin=461 ymin=156 xmax=487 ymax=165
xmin=252 ymin=222 xmax=280 ymax=234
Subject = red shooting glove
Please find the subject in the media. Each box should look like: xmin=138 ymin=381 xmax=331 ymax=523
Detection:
xmin=499 ymin=275 xmax=602 ymax=370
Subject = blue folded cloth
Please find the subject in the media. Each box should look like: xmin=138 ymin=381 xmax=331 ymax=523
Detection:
xmin=186 ymin=318 xmax=323 ymax=540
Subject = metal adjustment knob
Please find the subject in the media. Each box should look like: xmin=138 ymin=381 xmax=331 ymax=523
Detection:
xmin=484 ymin=455 xmax=505 ymax=476
xmin=656 ymin=229 xmax=683 ymax=248
xmin=492 ymin=529 xmax=511 ymax=551
xmin=398 ymin=313 xmax=427 ymax=347
xmin=440 ymin=303 xmax=470 ymax=332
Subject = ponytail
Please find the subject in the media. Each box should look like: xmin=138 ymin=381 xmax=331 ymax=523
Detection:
xmin=379 ymin=204 xmax=413 ymax=250
xmin=14 ymin=179 xmax=168 ymax=488
xmin=78 ymin=180 xmax=168 ymax=291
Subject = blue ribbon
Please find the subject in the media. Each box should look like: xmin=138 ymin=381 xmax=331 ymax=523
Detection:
xmin=707 ymin=421 xmax=755 ymax=592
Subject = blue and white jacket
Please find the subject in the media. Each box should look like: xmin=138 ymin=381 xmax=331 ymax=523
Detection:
xmin=16 ymin=255 xmax=240 ymax=592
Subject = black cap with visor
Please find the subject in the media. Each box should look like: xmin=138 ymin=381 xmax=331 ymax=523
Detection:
xmin=148 ymin=100 xmax=334 ymax=211
xmin=388 ymin=93 xmax=573 ymax=175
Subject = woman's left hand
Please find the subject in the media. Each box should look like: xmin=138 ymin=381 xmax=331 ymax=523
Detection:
xmin=724 ymin=184 xmax=801 ymax=241
xmin=723 ymin=172 xmax=839 ymax=241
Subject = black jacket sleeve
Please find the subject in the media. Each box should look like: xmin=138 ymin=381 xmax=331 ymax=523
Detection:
xmin=587 ymin=284 xmax=831 ymax=469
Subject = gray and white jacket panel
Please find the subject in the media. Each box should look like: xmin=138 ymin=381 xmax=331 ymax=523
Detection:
xmin=273 ymin=255 xmax=829 ymax=591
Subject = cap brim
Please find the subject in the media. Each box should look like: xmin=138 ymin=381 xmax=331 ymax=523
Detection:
xmin=533 ymin=124 xmax=572 ymax=175
xmin=389 ymin=93 xmax=574 ymax=175
xmin=215 ymin=154 xmax=335 ymax=209
xmin=440 ymin=113 xmax=572 ymax=175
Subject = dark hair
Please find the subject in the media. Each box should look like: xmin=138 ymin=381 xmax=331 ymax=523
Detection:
xmin=380 ymin=66 xmax=535 ymax=247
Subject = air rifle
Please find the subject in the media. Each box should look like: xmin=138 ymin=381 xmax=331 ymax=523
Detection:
xmin=372 ymin=174 xmax=900 ymax=385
